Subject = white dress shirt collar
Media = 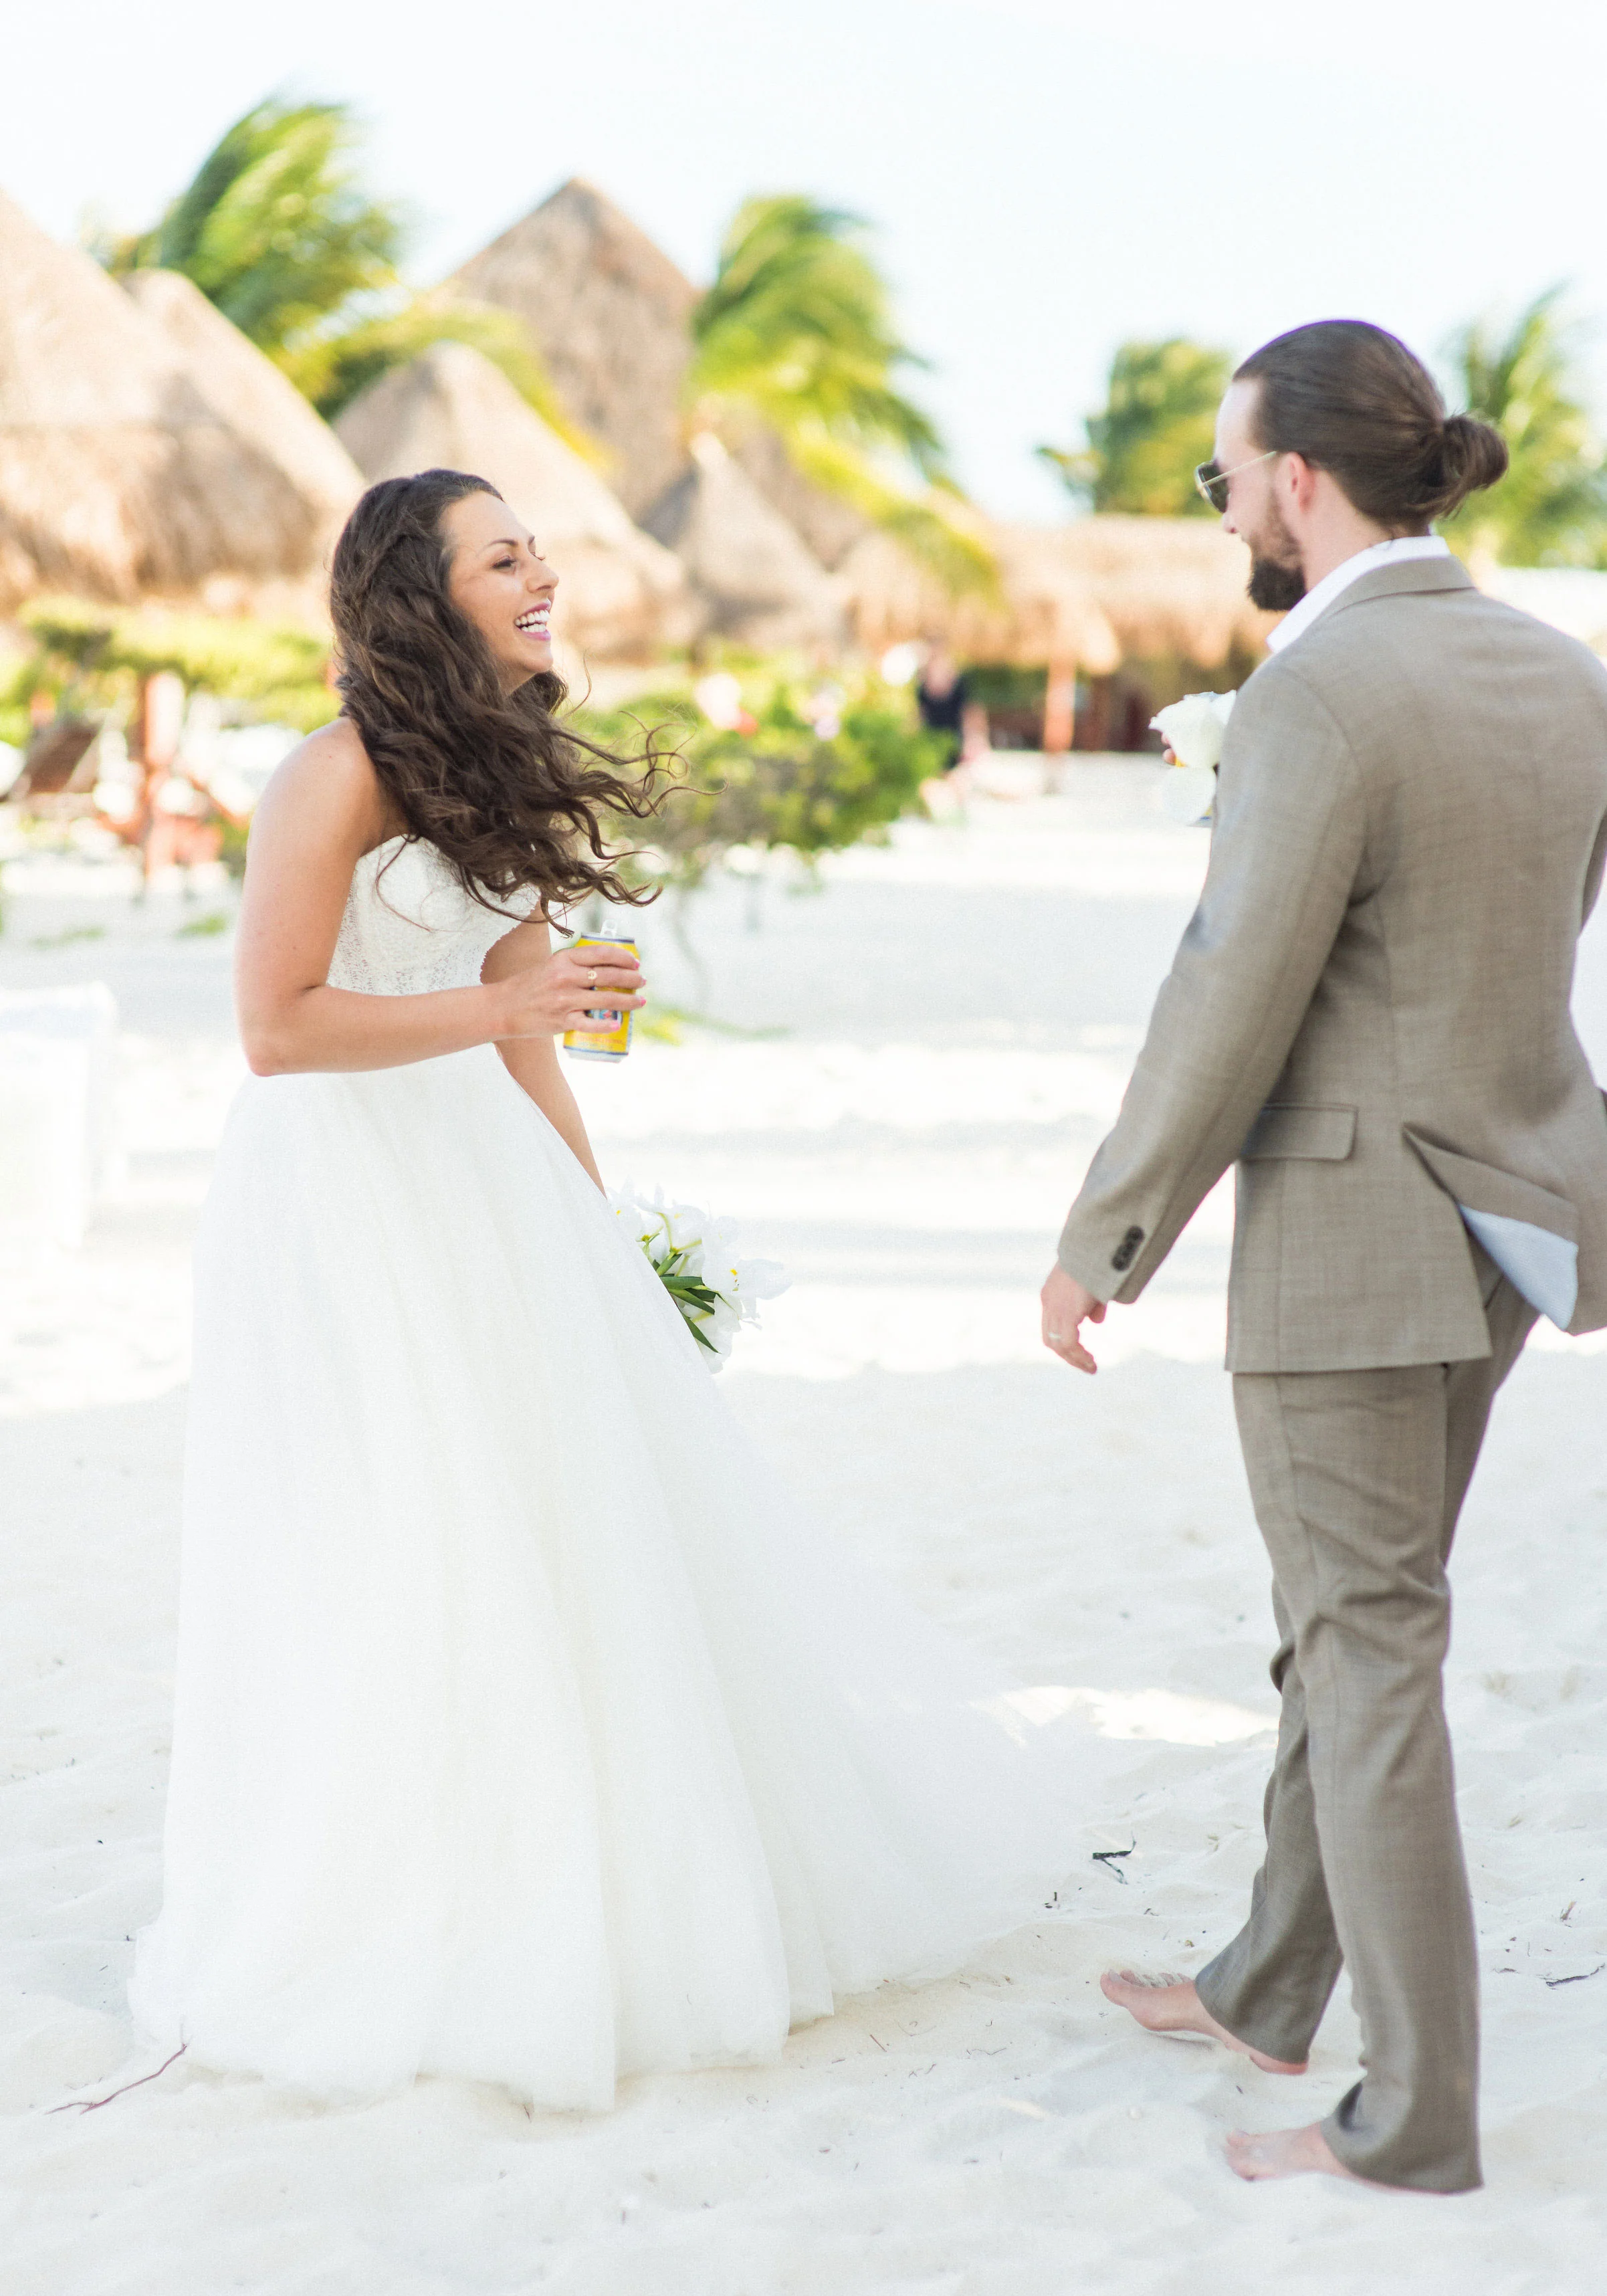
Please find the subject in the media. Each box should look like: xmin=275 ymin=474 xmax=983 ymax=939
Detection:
xmin=1265 ymin=534 xmax=1452 ymax=655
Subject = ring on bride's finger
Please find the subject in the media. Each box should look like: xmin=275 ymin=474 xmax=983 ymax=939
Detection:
xmin=588 ymin=968 xmax=598 ymax=988
xmin=1047 ymin=1330 xmax=1067 ymax=1341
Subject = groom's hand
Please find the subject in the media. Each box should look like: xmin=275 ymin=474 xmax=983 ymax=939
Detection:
xmin=1041 ymin=1264 xmax=1107 ymax=1374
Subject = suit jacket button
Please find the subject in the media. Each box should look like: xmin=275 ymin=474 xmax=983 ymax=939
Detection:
xmin=1111 ymin=1225 xmax=1144 ymax=1272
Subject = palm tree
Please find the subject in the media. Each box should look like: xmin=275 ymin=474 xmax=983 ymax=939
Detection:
xmin=687 ymin=197 xmax=988 ymax=587
xmin=100 ymin=98 xmax=401 ymax=350
xmin=99 ymin=96 xmax=577 ymax=433
xmin=1443 ymin=287 xmax=1607 ymax=567
xmin=1039 ymin=338 xmax=1232 ymax=518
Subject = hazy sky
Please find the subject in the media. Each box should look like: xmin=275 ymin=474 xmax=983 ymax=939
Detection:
xmin=8 ymin=0 xmax=1607 ymax=518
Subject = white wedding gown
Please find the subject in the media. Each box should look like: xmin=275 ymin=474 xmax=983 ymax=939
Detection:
xmin=131 ymin=836 xmax=1079 ymax=2109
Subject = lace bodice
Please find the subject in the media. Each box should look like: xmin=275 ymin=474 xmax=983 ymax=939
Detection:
xmin=328 ymin=837 xmax=540 ymax=996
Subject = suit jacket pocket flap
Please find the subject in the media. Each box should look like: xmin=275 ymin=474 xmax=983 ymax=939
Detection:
xmin=1402 ymin=1126 xmax=1579 ymax=1242
xmin=1241 ymin=1104 xmax=1357 ymax=1161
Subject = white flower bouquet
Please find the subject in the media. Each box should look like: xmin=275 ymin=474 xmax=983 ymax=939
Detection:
xmin=1152 ymin=690 xmax=1236 ymax=825
xmin=608 ymin=1184 xmax=789 ymax=1368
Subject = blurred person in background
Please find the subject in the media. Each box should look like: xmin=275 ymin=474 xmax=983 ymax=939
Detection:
xmin=916 ymin=640 xmax=989 ymax=771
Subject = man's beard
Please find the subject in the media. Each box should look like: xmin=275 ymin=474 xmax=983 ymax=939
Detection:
xmin=1249 ymin=554 xmax=1307 ymax=612
xmin=1245 ymin=497 xmax=1307 ymax=612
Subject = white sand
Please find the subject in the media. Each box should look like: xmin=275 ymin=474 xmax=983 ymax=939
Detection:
xmin=3 ymin=764 xmax=1607 ymax=2292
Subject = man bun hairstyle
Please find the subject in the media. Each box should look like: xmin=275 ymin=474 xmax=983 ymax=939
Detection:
xmin=1235 ymin=320 xmax=1508 ymax=530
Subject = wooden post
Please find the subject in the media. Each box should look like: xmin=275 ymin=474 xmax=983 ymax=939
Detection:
xmin=140 ymin=671 xmax=184 ymax=773
xmin=1042 ymin=658 xmax=1076 ymax=755
xmin=138 ymin=671 xmax=187 ymax=885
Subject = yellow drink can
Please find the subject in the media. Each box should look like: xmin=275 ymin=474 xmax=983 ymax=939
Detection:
xmin=562 ymin=934 xmax=639 ymax=1063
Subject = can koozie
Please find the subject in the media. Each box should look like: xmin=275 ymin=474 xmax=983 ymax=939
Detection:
xmin=562 ymin=934 xmax=639 ymax=1063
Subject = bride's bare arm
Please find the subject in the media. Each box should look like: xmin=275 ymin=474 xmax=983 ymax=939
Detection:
xmin=235 ymin=721 xmax=644 ymax=1079
xmin=481 ymin=918 xmax=609 ymax=1190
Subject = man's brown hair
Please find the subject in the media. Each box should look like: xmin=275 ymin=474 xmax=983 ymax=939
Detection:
xmin=1236 ymin=320 xmax=1507 ymax=530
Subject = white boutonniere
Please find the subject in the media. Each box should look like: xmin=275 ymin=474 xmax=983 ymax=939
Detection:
xmin=608 ymin=1184 xmax=789 ymax=1368
xmin=1152 ymin=690 xmax=1236 ymax=825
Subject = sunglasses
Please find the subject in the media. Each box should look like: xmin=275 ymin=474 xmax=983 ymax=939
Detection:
xmin=1194 ymin=449 xmax=1278 ymax=513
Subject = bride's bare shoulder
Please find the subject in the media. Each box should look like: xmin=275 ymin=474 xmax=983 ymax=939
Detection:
xmin=253 ymin=716 xmax=396 ymax=853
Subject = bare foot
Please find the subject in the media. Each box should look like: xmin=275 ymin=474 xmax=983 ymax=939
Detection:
xmin=1099 ymin=1969 xmax=1308 ymax=2076
xmin=1226 ymin=2123 xmax=1364 ymax=2183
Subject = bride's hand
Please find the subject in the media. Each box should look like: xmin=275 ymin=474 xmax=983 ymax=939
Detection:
xmin=492 ymin=940 xmax=647 ymax=1039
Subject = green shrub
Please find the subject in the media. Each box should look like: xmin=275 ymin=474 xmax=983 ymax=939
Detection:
xmin=0 ymin=638 xmax=41 ymax=747
xmin=15 ymin=599 xmax=337 ymax=733
xmin=576 ymin=670 xmax=943 ymax=890
xmin=962 ymin=663 xmax=1047 ymax=712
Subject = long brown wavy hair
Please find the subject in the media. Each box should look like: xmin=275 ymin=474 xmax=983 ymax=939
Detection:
xmin=330 ymin=469 xmax=667 ymax=915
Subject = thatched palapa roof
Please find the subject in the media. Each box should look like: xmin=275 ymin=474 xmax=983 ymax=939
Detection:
xmin=842 ymin=525 xmax=1119 ymax=674
xmin=122 ymin=268 xmax=363 ymax=539
xmin=0 ymin=191 xmax=362 ymax=614
xmin=841 ymin=514 xmax=1273 ymax=673
xmin=447 ymin=179 xmax=863 ymax=572
xmin=725 ymin=425 xmax=871 ymax=571
xmin=449 ymin=180 xmax=698 ymax=522
xmin=1048 ymin=516 xmax=1273 ymax=666
xmin=641 ymin=432 xmax=843 ymax=653
xmin=336 ymin=342 xmax=691 ymax=660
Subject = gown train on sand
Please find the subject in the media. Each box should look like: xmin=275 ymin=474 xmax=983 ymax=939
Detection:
xmin=132 ymin=837 xmax=1079 ymax=2108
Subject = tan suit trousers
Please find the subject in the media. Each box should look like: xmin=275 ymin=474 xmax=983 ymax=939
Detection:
xmin=1195 ymin=1248 xmax=1537 ymax=2192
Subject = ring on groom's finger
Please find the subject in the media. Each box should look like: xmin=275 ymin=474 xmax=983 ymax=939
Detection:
xmin=1047 ymin=1330 xmax=1067 ymax=1341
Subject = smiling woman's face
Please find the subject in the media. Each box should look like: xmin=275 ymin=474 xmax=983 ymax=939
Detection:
xmin=441 ymin=490 xmax=558 ymax=690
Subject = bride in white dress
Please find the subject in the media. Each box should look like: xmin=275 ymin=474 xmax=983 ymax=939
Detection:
xmin=131 ymin=469 xmax=1077 ymax=2109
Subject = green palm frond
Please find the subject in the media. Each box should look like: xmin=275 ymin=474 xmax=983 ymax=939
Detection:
xmin=1444 ymin=286 xmax=1607 ymax=566
xmin=100 ymin=98 xmax=403 ymax=352
xmin=692 ymin=195 xmax=944 ymax=474
xmin=96 ymin=92 xmax=580 ymax=447
xmin=689 ymin=195 xmax=981 ymax=585
xmin=778 ymin=431 xmax=996 ymax=593
xmin=279 ymin=291 xmax=595 ymax=445
xmin=1039 ymin=338 xmax=1233 ymax=518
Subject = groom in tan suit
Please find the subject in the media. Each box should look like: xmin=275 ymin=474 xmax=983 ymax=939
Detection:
xmin=1045 ymin=320 xmax=1607 ymax=2193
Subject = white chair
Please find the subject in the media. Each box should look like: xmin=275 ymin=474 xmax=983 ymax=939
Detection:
xmin=0 ymin=984 xmax=119 ymax=1247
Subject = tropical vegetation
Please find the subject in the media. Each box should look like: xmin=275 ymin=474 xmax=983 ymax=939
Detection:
xmin=687 ymin=197 xmax=990 ymax=588
xmin=96 ymin=104 xmax=978 ymax=575
xmin=580 ymin=667 xmax=946 ymax=891
xmin=1039 ymin=338 xmax=1233 ymax=517
xmin=95 ymin=97 xmax=578 ymax=431
xmin=8 ymin=599 xmax=338 ymax=741
xmin=1442 ymin=287 xmax=1607 ymax=568
xmin=1036 ymin=309 xmax=1607 ymax=568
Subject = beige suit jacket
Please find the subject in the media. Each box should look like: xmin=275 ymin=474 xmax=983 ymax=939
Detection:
xmin=1057 ymin=557 xmax=1607 ymax=1372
